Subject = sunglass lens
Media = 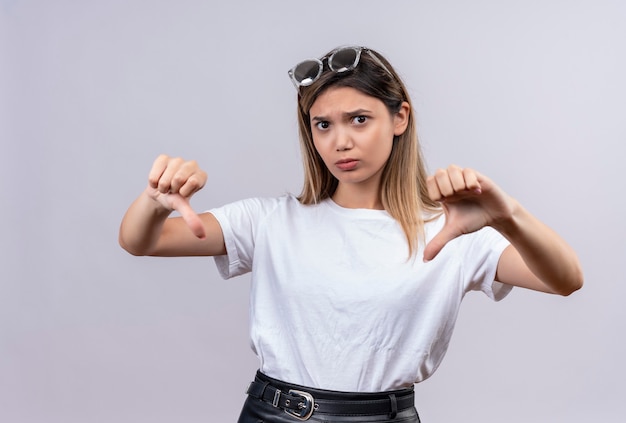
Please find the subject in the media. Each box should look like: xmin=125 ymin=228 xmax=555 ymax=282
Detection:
xmin=293 ymin=60 xmax=322 ymax=86
xmin=329 ymin=48 xmax=359 ymax=73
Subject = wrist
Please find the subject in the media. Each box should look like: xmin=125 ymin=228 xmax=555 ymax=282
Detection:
xmin=491 ymin=197 xmax=525 ymax=237
xmin=142 ymin=187 xmax=174 ymax=216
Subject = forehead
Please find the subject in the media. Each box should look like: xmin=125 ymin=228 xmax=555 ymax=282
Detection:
xmin=309 ymin=86 xmax=386 ymax=117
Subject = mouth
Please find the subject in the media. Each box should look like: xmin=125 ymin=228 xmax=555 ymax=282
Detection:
xmin=335 ymin=158 xmax=359 ymax=171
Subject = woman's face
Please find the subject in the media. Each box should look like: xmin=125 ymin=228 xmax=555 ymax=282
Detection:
xmin=309 ymin=86 xmax=409 ymax=195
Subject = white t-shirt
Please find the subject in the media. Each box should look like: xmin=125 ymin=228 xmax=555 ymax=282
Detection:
xmin=210 ymin=194 xmax=511 ymax=392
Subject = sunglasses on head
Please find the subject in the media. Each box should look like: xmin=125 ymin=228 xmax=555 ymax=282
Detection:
xmin=287 ymin=46 xmax=393 ymax=89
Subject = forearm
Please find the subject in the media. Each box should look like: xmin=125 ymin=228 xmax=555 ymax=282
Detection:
xmin=493 ymin=199 xmax=584 ymax=296
xmin=119 ymin=189 xmax=172 ymax=256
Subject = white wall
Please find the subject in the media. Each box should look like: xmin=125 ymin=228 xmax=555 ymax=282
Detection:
xmin=1 ymin=1 xmax=624 ymax=422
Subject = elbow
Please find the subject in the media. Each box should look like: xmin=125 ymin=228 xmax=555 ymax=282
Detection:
xmin=556 ymin=268 xmax=584 ymax=297
xmin=118 ymin=234 xmax=148 ymax=257
xmin=561 ymin=278 xmax=584 ymax=297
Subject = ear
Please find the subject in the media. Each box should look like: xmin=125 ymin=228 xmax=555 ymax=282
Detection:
xmin=393 ymin=101 xmax=411 ymax=136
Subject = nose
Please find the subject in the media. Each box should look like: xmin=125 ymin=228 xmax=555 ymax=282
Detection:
xmin=334 ymin=128 xmax=354 ymax=151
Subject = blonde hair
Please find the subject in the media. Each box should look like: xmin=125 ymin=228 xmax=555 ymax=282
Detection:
xmin=296 ymin=47 xmax=440 ymax=256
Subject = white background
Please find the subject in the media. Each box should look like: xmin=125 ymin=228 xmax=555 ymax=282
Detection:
xmin=1 ymin=1 xmax=624 ymax=422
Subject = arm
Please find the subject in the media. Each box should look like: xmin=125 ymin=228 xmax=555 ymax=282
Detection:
xmin=491 ymin=201 xmax=582 ymax=295
xmin=424 ymin=165 xmax=583 ymax=296
xmin=119 ymin=155 xmax=226 ymax=257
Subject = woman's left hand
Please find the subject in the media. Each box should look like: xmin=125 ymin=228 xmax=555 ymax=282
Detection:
xmin=423 ymin=165 xmax=514 ymax=261
xmin=424 ymin=165 xmax=583 ymax=295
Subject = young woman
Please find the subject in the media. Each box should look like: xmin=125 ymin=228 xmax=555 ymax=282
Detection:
xmin=119 ymin=46 xmax=583 ymax=422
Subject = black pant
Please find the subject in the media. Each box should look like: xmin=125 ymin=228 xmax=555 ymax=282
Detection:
xmin=237 ymin=372 xmax=421 ymax=423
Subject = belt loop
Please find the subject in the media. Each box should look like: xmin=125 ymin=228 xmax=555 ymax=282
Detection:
xmin=246 ymin=381 xmax=271 ymax=400
xmin=259 ymin=381 xmax=270 ymax=398
xmin=388 ymin=393 xmax=397 ymax=419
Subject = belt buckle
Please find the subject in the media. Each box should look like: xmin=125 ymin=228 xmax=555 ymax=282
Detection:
xmin=284 ymin=389 xmax=315 ymax=421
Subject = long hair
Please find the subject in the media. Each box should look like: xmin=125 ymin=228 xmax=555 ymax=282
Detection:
xmin=296 ymin=46 xmax=440 ymax=256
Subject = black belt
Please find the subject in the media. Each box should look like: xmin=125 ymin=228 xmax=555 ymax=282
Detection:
xmin=246 ymin=375 xmax=415 ymax=421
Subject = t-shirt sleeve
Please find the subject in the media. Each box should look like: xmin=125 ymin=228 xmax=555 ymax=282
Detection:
xmin=462 ymin=227 xmax=513 ymax=301
xmin=208 ymin=197 xmax=279 ymax=280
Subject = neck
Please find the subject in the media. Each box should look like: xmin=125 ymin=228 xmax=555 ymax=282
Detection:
xmin=332 ymin=183 xmax=384 ymax=210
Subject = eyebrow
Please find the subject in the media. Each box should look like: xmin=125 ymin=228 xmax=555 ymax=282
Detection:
xmin=311 ymin=109 xmax=373 ymax=122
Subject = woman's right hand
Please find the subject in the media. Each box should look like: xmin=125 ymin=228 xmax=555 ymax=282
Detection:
xmin=145 ymin=154 xmax=208 ymax=239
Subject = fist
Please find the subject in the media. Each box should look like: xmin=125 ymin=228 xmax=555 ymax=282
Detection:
xmin=146 ymin=154 xmax=208 ymax=239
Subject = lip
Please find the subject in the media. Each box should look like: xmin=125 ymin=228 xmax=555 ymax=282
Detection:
xmin=335 ymin=158 xmax=359 ymax=171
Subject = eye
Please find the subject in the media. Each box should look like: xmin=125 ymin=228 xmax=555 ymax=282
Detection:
xmin=315 ymin=121 xmax=330 ymax=130
xmin=352 ymin=116 xmax=368 ymax=125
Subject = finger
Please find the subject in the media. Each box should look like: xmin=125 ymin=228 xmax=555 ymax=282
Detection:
xmin=169 ymin=194 xmax=206 ymax=239
xmin=171 ymin=161 xmax=205 ymax=196
xmin=170 ymin=160 xmax=196 ymax=193
xmin=462 ymin=168 xmax=482 ymax=193
xmin=157 ymin=157 xmax=184 ymax=194
xmin=434 ymin=168 xmax=454 ymax=197
xmin=426 ymin=175 xmax=443 ymax=201
xmin=148 ymin=154 xmax=170 ymax=189
xmin=423 ymin=224 xmax=458 ymax=262
xmin=447 ymin=164 xmax=466 ymax=193
xmin=178 ymin=171 xmax=207 ymax=198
